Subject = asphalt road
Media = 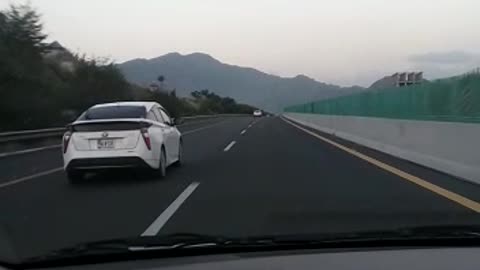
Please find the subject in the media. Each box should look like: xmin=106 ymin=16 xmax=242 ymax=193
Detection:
xmin=1 ymin=115 xmax=480 ymax=260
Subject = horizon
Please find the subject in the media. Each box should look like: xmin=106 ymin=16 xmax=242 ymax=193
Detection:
xmin=117 ymin=51 xmax=440 ymax=88
xmin=117 ymin=51 xmax=369 ymax=86
xmin=2 ymin=0 xmax=480 ymax=87
xmin=55 ymin=42 xmax=466 ymax=88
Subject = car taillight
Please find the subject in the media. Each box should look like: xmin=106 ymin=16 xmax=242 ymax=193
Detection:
xmin=141 ymin=128 xmax=151 ymax=150
xmin=63 ymin=131 xmax=72 ymax=153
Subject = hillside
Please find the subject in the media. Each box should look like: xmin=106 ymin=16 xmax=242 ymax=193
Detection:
xmin=0 ymin=5 xmax=257 ymax=131
xmin=118 ymin=53 xmax=364 ymax=112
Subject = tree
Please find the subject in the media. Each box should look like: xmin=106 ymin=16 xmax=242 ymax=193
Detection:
xmin=189 ymin=90 xmax=257 ymax=115
xmin=0 ymin=4 xmax=51 ymax=130
xmin=0 ymin=4 xmax=258 ymax=131
xmin=157 ymin=75 xmax=165 ymax=89
xmin=200 ymin=89 xmax=210 ymax=97
xmin=191 ymin=90 xmax=201 ymax=99
xmin=0 ymin=4 xmax=47 ymax=82
xmin=4 ymin=4 xmax=47 ymax=51
xmin=0 ymin=4 xmax=135 ymax=130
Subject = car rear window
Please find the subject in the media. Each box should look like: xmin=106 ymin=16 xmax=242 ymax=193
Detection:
xmin=72 ymin=122 xmax=145 ymax=132
xmin=78 ymin=105 xmax=146 ymax=120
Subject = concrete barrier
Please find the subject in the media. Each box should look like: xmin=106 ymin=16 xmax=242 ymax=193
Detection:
xmin=284 ymin=112 xmax=480 ymax=184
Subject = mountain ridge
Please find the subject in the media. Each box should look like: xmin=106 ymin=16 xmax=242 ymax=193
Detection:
xmin=118 ymin=52 xmax=364 ymax=112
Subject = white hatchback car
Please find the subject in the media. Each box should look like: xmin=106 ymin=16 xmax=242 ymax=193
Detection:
xmin=62 ymin=102 xmax=183 ymax=182
xmin=253 ymin=110 xmax=263 ymax=117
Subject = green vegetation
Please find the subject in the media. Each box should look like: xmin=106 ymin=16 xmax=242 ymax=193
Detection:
xmin=190 ymin=90 xmax=257 ymax=115
xmin=285 ymin=73 xmax=480 ymax=123
xmin=0 ymin=5 xmax=255 ymax=131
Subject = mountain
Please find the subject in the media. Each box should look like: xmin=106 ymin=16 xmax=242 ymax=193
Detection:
xmin=118 ymin=52 xmax=364 ymax=112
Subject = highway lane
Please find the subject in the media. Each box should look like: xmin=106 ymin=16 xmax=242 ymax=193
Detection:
xmin=0 ymin=116 xmax=254 ymax=259
xmin=158 ymin=116 xmax=480 ymax=238
xmin=1 ymin=115 xmax=480 ymax=260
xmin=0 ymin=116 xmax=232 ymax=186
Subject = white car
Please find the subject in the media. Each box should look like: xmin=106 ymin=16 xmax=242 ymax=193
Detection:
xmin=253 ymin=110 xmax=263 ymax=117
xmin=62 ymin=102 xmax=183 ymax=182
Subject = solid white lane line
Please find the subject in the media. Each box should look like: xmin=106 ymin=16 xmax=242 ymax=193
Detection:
xmin=141 ymin=182 xmax=200 ymax=236
xmin=0 ymin=144 xmax=61 ymax=158
xmin=223 ymin=141 xmax=236 ymax=152
xmin=0 ymin=167 xmax=63 ymax=189
xmin=240 ymin=130 xmax=246 ymax=135
xmin=181 ymin=121 xmax=226 ymax=135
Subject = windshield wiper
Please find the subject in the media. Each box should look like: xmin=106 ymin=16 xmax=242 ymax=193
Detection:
xmin=22 ymin=233 xmax=230 ymax=264
xmin=127 ymin=233 xmax=232 ymax=251
xmin=21 ymin=225 xmax=480 ymax=267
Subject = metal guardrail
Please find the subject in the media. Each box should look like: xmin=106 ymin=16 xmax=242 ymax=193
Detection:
xmin=0 ymin=114 xmax=249 ymax=143
xmin=0 ymin=127 xmax=66 ymax=137
xmin=0 ymin=127 xmax=66 ymax=143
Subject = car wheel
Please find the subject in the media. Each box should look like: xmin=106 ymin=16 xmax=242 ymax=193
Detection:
xmin=157 ymin=147 xmax=167 ymax=178
xmin=67 ymin=169 xmax=84 ymax=184
xmin=173 ymin=140 xmax=183 ymax=167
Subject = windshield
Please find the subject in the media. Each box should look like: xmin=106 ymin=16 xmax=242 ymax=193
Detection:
xmin=2 ymin=0 xmax=480 ymax=267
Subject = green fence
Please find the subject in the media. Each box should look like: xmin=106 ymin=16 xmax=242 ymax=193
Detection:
xmin=284 ymin=74 xmax=480 ymax=123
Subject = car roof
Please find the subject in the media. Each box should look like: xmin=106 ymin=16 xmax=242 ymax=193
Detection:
xmin=90 ymin=101 xmax=163 ymax=111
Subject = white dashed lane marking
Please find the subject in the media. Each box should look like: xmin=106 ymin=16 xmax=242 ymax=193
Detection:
xmin=223 ymin=141 xmax=236 ymax=152
xmin=141 ymin=182 xmax=200 ymax=236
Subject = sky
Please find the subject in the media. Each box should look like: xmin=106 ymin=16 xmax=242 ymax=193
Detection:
xmin=2 ymin=0 xmax=480 ymax=87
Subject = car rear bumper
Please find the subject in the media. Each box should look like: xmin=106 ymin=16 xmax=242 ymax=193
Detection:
xmin=66 ymin=157 xmax=152 ymax=171
xmin=63 ymin=142 xmax=158 ymax=170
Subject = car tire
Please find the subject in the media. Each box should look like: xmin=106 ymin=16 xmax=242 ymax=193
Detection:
xmin=173 ymin=140 xmax=183 ymax=167
xmin=66 ymin=169 xmax=84 ymax=184
xmin=156 ymin=147 xmax=167 ymax=178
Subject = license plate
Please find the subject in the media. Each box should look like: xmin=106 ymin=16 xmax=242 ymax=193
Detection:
xmin=97 ymin=139 xmax=114 ymax=149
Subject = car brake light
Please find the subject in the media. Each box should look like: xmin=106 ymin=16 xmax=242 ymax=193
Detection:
xmin=141 ymin=128 xmax=151 ymax=150
xmin=63 ymin=131 xmax=72 ymax=153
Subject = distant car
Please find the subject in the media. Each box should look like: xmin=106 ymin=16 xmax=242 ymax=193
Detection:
xmin=253 ymin=110 xmax=263 ymax=117
xmin=62 ymin=102 xmax=183 ymax=182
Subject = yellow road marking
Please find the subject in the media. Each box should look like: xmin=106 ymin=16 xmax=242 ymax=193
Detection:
xmin=282 ymin=117 xmax=480 ymax=213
